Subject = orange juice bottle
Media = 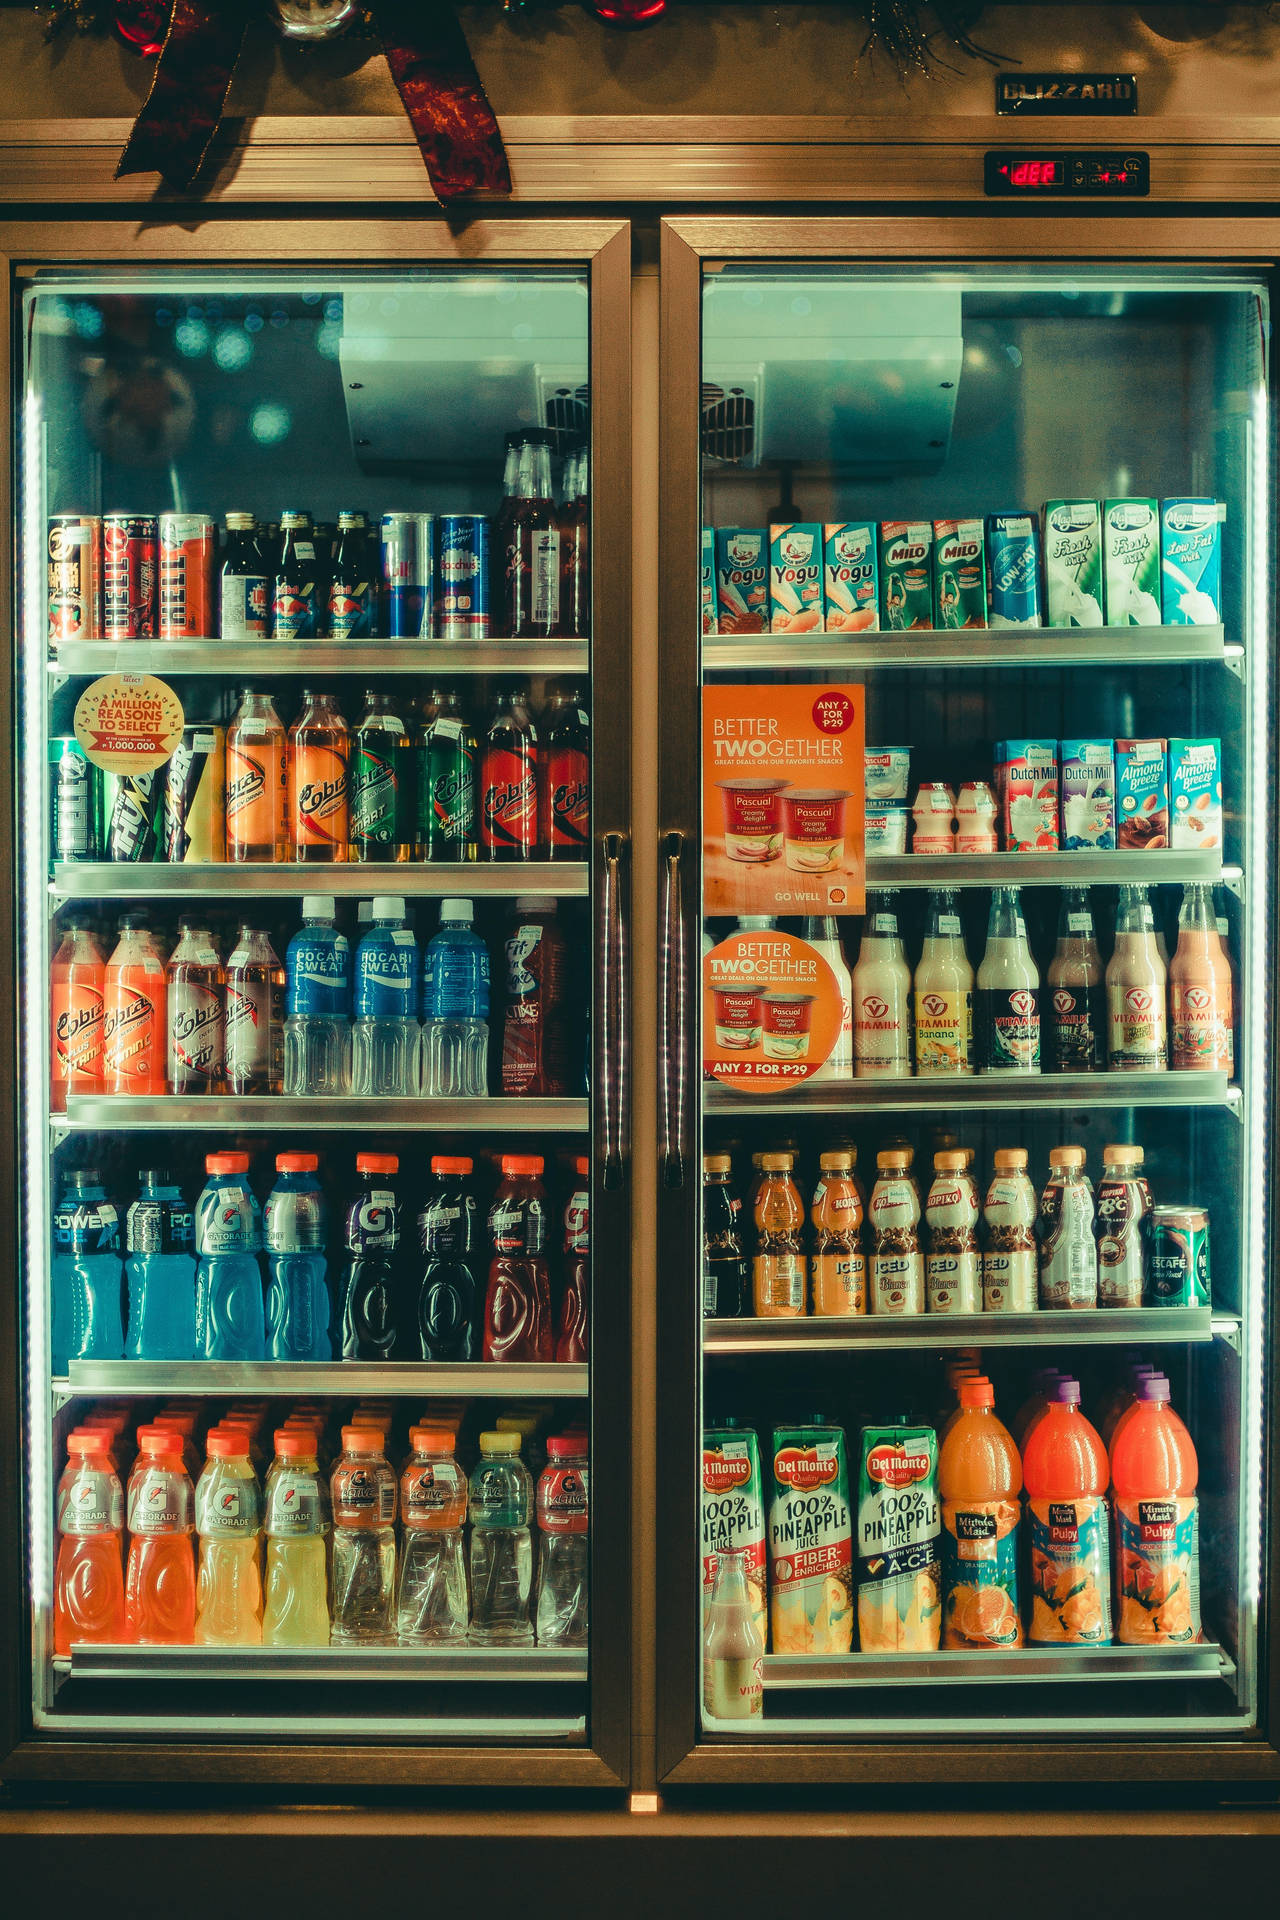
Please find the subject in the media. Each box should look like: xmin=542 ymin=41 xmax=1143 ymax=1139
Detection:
xmin=1022 ymin=1378 xmax=1112 ymax=1645
xmin=226 ymin=689 xmax=288 ymax=862
xmin=1010 ymin=1368 xmax=1064 ymax=1451
xmin=1110 ymin=1375 xmax=1201 ymax=1645
xmin=939 ymin=1376 xmax=1023 ymax=1649
xmin=1097 ymin=1361 xmax=1158 ymax=1448
xmin=936 ymin=1355 xmax=982 ymax=1443
xmin=752 ymin=1151 xmax=806 ymax=1318
xmin=809 ymin=1149 xmax=865 ymax=1316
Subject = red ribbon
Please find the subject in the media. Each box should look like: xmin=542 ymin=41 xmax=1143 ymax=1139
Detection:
xmin=116 ymin=1 xmax=252 ymax=189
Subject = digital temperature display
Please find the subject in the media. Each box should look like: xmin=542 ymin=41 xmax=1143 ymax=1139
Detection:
xmin=984 ymin=151 xmax=1150 ymax=196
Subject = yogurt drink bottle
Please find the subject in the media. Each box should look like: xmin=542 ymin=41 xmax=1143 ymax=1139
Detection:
xmin=1038 ymin=1145 xmax=1099 ymax=1309
xmin=914 ymin=888 xmax=973 ymax=1076
xmin=1046 ymin=888 xmax=1104 ymax=1073
xmin=1107 ymin=885 xmax=1168 ymax=1071
xmin=703 ymin=1546 xmax=764 ymax=1720
xmin=1095 ymin=1143 xmax=1151 ymax=1308
xmin=853 ymin=890 xmax=912 ymax=1078
xmin=869 ymin=1148 xmax=924 ymax=1316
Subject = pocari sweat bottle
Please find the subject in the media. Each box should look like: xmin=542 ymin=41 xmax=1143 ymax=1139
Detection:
xmin=420 ymin=897 xmax=489 ymax=1097
xmin=264 ymin=1152 xmax=331 ymax=1362
xmin=284 ymin=895 xmax=351 ymax=1095
xmin=351 ymin=896 xmax=419 ymax=1097
xmin=195 ymin=1150 xmax=265 ymax=1361
xmin=124 ymin=1169 xmax=197 ymax=1360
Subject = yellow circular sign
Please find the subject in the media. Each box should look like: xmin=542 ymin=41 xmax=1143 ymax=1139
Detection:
xmin=73 ymin=672 xmax=184 ymax=774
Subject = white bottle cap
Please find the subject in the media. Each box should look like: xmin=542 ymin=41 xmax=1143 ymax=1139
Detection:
xmin=371 ymin=896 xmax=405 ymax=920
xmin=515 ymin=895 xmax=556 ymax=913
xmin=302 ymin=895 xmax=336 ymax=920
xmin=440 ymin=898 xmax=473 ymax=921
xmin=736 ymin=915 xmax=775 ymax=931
xmin=357 ymin=900 xmax=373 ymax=924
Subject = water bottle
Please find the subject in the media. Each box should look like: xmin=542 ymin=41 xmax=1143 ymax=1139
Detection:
xmin=534 ymin=1435 xmax=589 ymax=1647
xmin=330 ymin=1426 xmax=397 ymax=1643
xmin=468 ymin=1431 xmax=533 ymax=1646
xmin=397 ymin=1426 xmax=469 ymax=1644
xmin=284 ymin=894 xmax=352 ymax=1095
xmin=194 ymin=1428 xmax=263 ymax=1646
xmin=339 ymin=1152 xmax=402 ymax=1361
xmin=417 ymin=1154 xmax=480 ymax=1360
xmin=420 ymin=897 xmax=489 ymax=1097
xmin=264 ymin=1152 xmax=331 ymax=1362
xmin=124 ymin=1169 xmax=197 ymax=1361
xmin=350 ymin=896 xmax=419 ymax=1097
xmin=194 ymin=1151 xmax=265 ymax=1361
xmin=57 ymin=1169 xmax=124 ymax=1365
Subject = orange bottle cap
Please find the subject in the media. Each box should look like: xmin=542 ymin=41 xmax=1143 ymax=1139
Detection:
xmin=430 ymin=1156 xmax=474 ymax=1175
xmin=408 ymin=1426 xmax=457 ymax=1454
xmin=205 ymin=1429 xmax=250 ymax=1458
xmin=958 ymin=1377 xmax=995 ymax=1409
xmin=501 ymin=1154 xmax=544 ymax=1176
xmin=206 ymin=1151 xmax=249 ymax=1174
xmin=276 ymin=1152 xmax=319 ymax=1172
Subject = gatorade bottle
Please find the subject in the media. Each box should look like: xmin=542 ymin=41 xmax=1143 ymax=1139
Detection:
xmin=124 ymin=1170 xmax=197 ymax=1361
xmin=54 ymin=1429 xmax=126 ymax=1653
xmin=1110 ymin=1375 xmax=1201 ymax=1645
xmin=418 ymin=1154 xmax=481 ymax=1361
xmin=534 ymin=1435 xmax=589 ymax=1647
xmin=330 ymin=1427 xmax=397 ymax=1643
xmin=420 ymin=897 xmax=490 ymax=1098
xmin=483 ymin=1155 xmax=552 ymax=1362
xmin=556 ymin=1157 xmax=590 ymax=1363
xmin=1023 ymin=1378 xmax=1112 ymax=1645
xmin=194 ymin=1151 xmax=265 ymax=1362
xmin=938 ymin=1377 xmax=1023 ymax=1649
xmin=55 ymin=1168 xmax=124 ymax=1367
xmin=264 ymin=1152 xmax=331 ymax=1362
xmin=262 ymin=1428 xmax=331 ymax=1647
xmin=469 ymin=1431 xmax=534 ymax=1645
xmin=396 ymin=1427 xmax=469 ymax=1644
xmin=339 ymin=1152 xmax=403 ymax=1361
xmin=194 ymin=1429 xmax=263 ymax=1646
xmin=125 ymin=1426 xmax=196 ymax=1645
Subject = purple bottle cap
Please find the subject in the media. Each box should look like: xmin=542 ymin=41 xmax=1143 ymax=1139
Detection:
xmin=1128 ymin=1361 xmax=1158 ymax=1385
xmin=1140 ymin=1375 xmax=1172 ymax=1403
xmin=1054 ymin=1378 xmax=1082 ymax=1405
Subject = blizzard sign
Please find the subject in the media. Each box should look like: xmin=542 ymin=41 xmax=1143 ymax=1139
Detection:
xmin=996 ymin=72 xmax=1137 ymax=117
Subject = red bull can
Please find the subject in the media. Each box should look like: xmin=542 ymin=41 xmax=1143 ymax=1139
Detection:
xmin=380 ymin=512 xmax=432 ymax=638
xmin=435 ymin=514 xmax=490 ymax=640
xmin=47 ymin=514 xmax=102 ymax=644
xmin=103 ymin=514 xmax=158 ymax=640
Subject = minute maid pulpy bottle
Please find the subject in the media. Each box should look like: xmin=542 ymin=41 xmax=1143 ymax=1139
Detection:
xmin=1109 ymin=1374 xmax=1201 ymax=1645
xmin=1022 ymin=1378 xmax=1112 ymax=1646
xmin=856 ymin=1425 xmax=941 ymax=1652
xmin=767 ymin=1423 xmax=854 ymax=1654
xmin=938 ymin=1377 xmax=1023 ymax=1650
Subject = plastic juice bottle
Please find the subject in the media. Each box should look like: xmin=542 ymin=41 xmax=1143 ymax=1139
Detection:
xmin=1010 ymin=1369 xmax=1066 ymax=1451
xmin=752 ymin=1151 xmax=807 ymax=1318
xmin=982 ymin=1147 xmax=1039 ymax=1312
xmin=925 ymin=1150 xmax=981 ymax=1314
xmin=810 ymin=1149 xmax=865 ymax=1316
xmin=534 ymin=1434 xmax=589 ymax=1647
xmin=1023 ymin=1378 xmax=1113 ymax=1645
xmin=469 ymin=1431 xmax=534 ymax=1645
xmin=1107 ymin=884 xmax=1169 ymax=1070
xmin=800 ymin=915 xmax=853 ymax=1083
xmin=852 ymin=890 xmax=912 ymax=1077
xmin=1099 ymin=1362 xmax=1159 ymax=1449
xmin=166 ymin=921 xmax=225 ymax=1095
xmin=868 ymin=1147 xmax=924 ymax=1316
xmin=1110 ymin=1375 xmax=1202 ymax=1645
xmin=225 ymin=924 xmax=285 ymax=1096
xmin=556 ymin=1157 xmax=590 ymax=1363
xmin=1170 ymin=882 xmax=1233 ymax=1071
xmin=501 ymin=895 xmax=570 ymax=1096
xmin=195 ymin=1151 xmax=266 ymax=1361
xmin=702 ymin=1546 xmax=764 ymax=1720
xmin=54 ymin=1429 xmax=126 ymax=1653
xmin=913 ymin=889 xmax=974 ymax=1076
xmin=330 ymin=1426 xmax=397 ymax=1643
xmin=194 ymin=1429 xmax=263 ymax=1646
xmin=50 ymin=913 xmax=106 ymax=1107
xmin=125 ymin=1426 xmax=196 ymax=1645
xmin=102 ymin=913 xmax=167 ymax=1095
xmin=1038 ymin=1145 xmax=1098 ymax=1309
xmin=483 ymin=1154 xmax=553 ymax=1362
xmin=937 ymin=1360 xmax=983 ymax=1443
xmin=1212 ymin=886 xmax=1238 ymax=1075
xmin=57 ymin=1168 xmax=124 ymax=1366
xmin=288 ymin=688 xmax=350 ymax=863
xmin=226 ymin=689 xmax=288 ymax=862
xmin=262 ymin=1428 xmax=331 ymax=1647
xmin=1095 ymin=1143 xmax=1152 ymax=1308
xmin=1046 ymin=887 xmax=1104 ymax=1072
xmin=938 ymin=1377 xmax=1023 ymax=1649
xmin=397 ymin=1427 xmax=469 ymax=1644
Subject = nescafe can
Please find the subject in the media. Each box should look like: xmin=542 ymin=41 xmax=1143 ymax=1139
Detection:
xmin=49 ymin=736 xmax=102 ymax=862
xmin=1148 ymin=1205 xmax=1211 ymax=1308
xmin=103 ymin=768 xmax=161 ymax=863
xmin=158 ymin=511 xmax=217 ymax=639
xmin=435 ymin=514 xmax=490 ymax=640
xmin=47 ymin=514 xmax=102 ymax=644
xmin=164 ymin=725 xmax=226 ymax=864
xmin=380 ymin=511 xmax=432 ymax=638
xmin=103 ymin=513 xmax=158 ymax=640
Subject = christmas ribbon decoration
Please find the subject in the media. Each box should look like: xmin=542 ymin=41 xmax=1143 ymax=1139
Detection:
xmin=115 ymin=0 xmax=511 ymax=204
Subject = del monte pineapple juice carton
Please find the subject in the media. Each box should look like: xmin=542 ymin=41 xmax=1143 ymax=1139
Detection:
xmin=856 ymin=1424 xmax=942 ymax=1652
xmin=702 ymin=1423 xmax=767 ymax=1643
xmin=767 ymin=1423 xmax=854 ymax=1653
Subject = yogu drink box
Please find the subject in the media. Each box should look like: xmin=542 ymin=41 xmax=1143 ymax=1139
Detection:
xmin=767 ymin=1425 xmax=854 ymax=1655
xmin=702 ymin=1426 xmax=767 ymax=1642
xmin=823 ymin=522 xmax=879 ymax=633
xmin=856 ymin=1426 xmax=941 ymax=1653
xmin=714 ymin=528 xmax=769 ymax=634
xmin=768 ymin=524 xmax=824 ymax=632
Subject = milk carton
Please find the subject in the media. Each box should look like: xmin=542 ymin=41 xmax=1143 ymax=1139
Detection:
xmin=1160 ymin=499 xmax=1224 ymax=625
xmin=1169 ymin=738 xmax=1223 ymax=850
xmin=823 ymin=521 xmax=879 ymax=633
xmin=933 ymin=518 xmax=988 ymax=629
xmin=987 ymin=512 xmax=1043 ymax=627
xmin=856 ymin=1425 xmax=941 ymax=1653
xmin=1059 ymin=738 xmax=1116 ymax=851
xmin=879 ymin=522 xmax=934 ymax=631
xmin=1116 ymin=738 xmax=1170 ymax=849
xmin=769 ymin=523 xmax=824 ymax=632
xmin=702 ymin=1424 xmax=767 ymax=1643
xmin=768 ymin=1423 xmax=854 ymax=1654
xmin=700 ymin=527 xmax=717 ymax=636
xmin=1043 ymin=500 xmax=1104 ymax=627
xmin=1103 ymin=498 xmax=1162 ymax=625
xmin=714 ymin=527 xmax=769 ymax=635
xmin=995 ymin=739 xmax=1059 ymax=851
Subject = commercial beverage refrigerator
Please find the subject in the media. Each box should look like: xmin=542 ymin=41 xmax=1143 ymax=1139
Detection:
xmin=0 ymin=217 xmax=634 ymax=1788
xmin=655 ymin=214 xmax=1280 ymax=1786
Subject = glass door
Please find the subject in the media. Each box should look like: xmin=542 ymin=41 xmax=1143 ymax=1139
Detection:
xmin=9 ymin=218 xmax=631 ymax=1781
xmin=657 ymin=218 xmax=1276 ymax=1780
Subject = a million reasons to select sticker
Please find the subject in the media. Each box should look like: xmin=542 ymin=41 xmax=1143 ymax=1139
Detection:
xmin=73 ymin=672 xmax=185 ymax=774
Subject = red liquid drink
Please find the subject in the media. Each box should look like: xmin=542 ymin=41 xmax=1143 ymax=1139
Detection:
xmin=481 ymin=687 xmax=539 ymax=862
xmin=556 ymin=1155 xmax=590 ymax=1364
xmin=483 ymin=1154 xmax=553 ymax=1363
xmin=503 ymin=429 xmax=561 ymax=640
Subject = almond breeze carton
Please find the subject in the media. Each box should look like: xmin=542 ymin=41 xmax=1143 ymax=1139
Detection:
xmin=879 ymin=521 xmax=934 ymax=631
xmin=769 ymin=523 xmax=824 ymax=633
xmin=1043 ymin=500 xmax=1104 ymax=627
xmin=1169 ymin=738 xmax=1223 ymax=850
xmin=1160 ymin=499 xmax=1224 ymax=624
xmin=703 ymin=1425 xmax=768 ymax=1643
xmin=857 ymin=1425 xmax=941 ymax=1653
xmin=1104 ymin=498 xmax=1162 ymax=625
xmin=768 ymin=1424 xmax=854 ymax=1654
xmin=1116 ymin=738 xmax=1170 ymax=849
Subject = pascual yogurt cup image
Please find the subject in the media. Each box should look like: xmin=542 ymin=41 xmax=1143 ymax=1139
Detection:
xmin=760 ymin=991 xmax=816 ymax=1060
xmin=781 ymin=787 xmax=852 ymax=873
xmin=865 ymin=746 xmax=911 ymax=801
xmin=716 ymin=776 xmax=789 ymax=863
xmin=711 ymin=985 xmax=763 ymax=1051
xmin=865 ymin=802 xmax=909 ymax=854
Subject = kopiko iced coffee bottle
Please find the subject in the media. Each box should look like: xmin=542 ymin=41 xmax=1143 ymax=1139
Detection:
xmin=810 ymin=1149 xmax=865 ymax=1317
xmin=1046 ymin=887 xmax=1104 ymax=1072
xmin=1106 ymin=884 xmax=1169 ymax=1072
xmin=925 ymin=1150 xmax=981 ymax=1315
xmin=853 ymin=889 xmax=912 ymax=1078
xmin=914 ymin=888 xmax=974 ymax=1076
xmin=982 ymin=1148 xmax=1038 ymax=1312
xmin=869 ymin=1148 xmax=924 ymax=1316
xmin=751 ymin=1151 xmax=807 ymax=1319
xmin=1037 ymin=1146 xmax=1098 ymax=1310
xmin=1095 ymin=1143 xmax=1152 ymax=1308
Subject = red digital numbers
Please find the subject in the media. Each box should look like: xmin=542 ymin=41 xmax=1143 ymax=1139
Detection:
xmin=999 ymin=158 xmax=1061 ymax=188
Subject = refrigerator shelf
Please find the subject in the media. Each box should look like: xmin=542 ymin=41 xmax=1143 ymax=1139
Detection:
xmin=50 ymin=862 xmax=589 ymax=900
xmin=48 ymin=638 xmax=590 ymax=677
xmin=701 ymin=624 xmax=1231 ymax=674
xmin=59 ymin=1359 xmax=587 ymax=1397
xmin=760 ymin=1644 xmax=1231 ymax=1690
xmin=704 ymin=1307 xmax=1232 ymax=1354
xmin=865 ymin=852 xmax=1239 ymax=889
xmin=704 ymin=1072 xmax=1235 ymax=1116
xmin=57 ymin=1645 xmax=588 ymax=1685
xmin=59 ymin=1094 xmax=588 ymax=1131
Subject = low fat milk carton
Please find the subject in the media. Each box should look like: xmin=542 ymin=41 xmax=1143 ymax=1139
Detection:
xmin=823 ymin=521 xmax=879 ymax=633
xmin=933 ymin=518 xmax=988 ymax=629
xmin=769 ymin=522 xmax=824 ymax=632
xmin=987 ymin=512 xmax=1043 ymax=627
xmin=1059 ymin=738 xmax=1116 ymax=851
xmin=702 ymin=1425 xmax=768 ymax=1644
xmin=1116 ymin=738 xmax=1170 ymax=849
xmin=879 ymin=521 xmax=934 ymax=631
xmin=1103 ymin=498 xmax=1162 ymax=626
xmin=768 ymin=1424 xmax=854 ymax=1654
xmin=1043 ymin=500 xmax=1104 ymax=627
xmin=1169 ymin=738 xmax=1223 ymax=850
xmin=1160 ymin=498 xmax=1224 ymax=625
xmin=714 ymin=527 xmax=769 ymax=635
xmin=856 ymin=1425 xmax=942 ymax=1653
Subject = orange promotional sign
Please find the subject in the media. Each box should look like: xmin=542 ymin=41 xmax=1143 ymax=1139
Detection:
xmin=704 ymin=930 xmax=841 ymax=1094
xmin=74 ymin=672 xmax=184 ymax=774
xmin=702 ymin=683 xmax=865 ymax=916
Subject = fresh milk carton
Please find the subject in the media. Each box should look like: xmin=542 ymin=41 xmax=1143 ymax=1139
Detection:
xmin=702 ymin=1424 xmax=768 ymax=1643
xmin=768 ymin=1423 xmax=854 ymax=1654
xmin=1160 ymin=499 xmax=1224 ymax=625
xmin=856 ymin=1425 xmax=941 ymax=1653
xmin=1103 ymin=498 xmax=1162 ymax=625
xmin=1043 ymin=500 xmax=1104 ymax=627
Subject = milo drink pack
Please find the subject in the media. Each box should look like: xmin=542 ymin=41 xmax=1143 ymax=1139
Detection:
xmin=702 ymin=1424 xmax=767 ymax=1643
xmin=856 ymin=1425 xmax=941 ymax=1652
xmin=933 ymin=518 xmax=988 ymax=629
xmin=878 ymin=522 xmax=934 ymax=631
xmin=767 ymin=1423 xmax=854 ymax=1654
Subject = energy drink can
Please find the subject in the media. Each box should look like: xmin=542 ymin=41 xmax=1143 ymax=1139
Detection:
xmin=380 ymin=511 xmax=431 ymax=639
xmin=435 ymin=514 xmax=490 ymax=640
xmin=163 ymin=725 xmax=226 ymax=864
xmin=103 ymin=768 xmax=161 ymax=863
xmin=1160 ymin=498 xmax=1224 ymax=625
xmin=103 ymin=513 xmax=158 ymax=640
xmin=1148 ymin=1205 xmax=1211 ymax=1307
xmin=1043 ymin=500 xmax=1104 ymax=627
xmin=158 ymin=512 xmax=217 ymax=639
xmin=47 ymin=514 xmax=102 ymax=644
xmin=50 ymin=736 xmax=102 ymax=862
xmin=986 ymin=513 xmax=1043 ymax=628
xmin=878 ymin=522 xmax=933 ymax=630
xmin=1103 ymin=498 xmax=1161 ymax=626
xmin=933 ymin=518 xmax=987 ymax=629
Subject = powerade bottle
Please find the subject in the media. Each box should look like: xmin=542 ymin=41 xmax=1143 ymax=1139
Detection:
xmin=350 ymin=895 xmax=419 ymax=1097
xmin=60 ymin=1169 xmax=124 ymax=1365
xmin=264 ymin=1152 xmax=331 ymax=1362
xmin=195 ymin=1150 xmax=265 ymax=1361
xmin=51 ymin=1168 xmax=89 ymax=1374
xmin=339 ymin=1152 xmax=402 ymax=1361
xmin=417 ymin=1154 xmax=480 ymax=1361
xmin=124 ymin=1169 xmax=197 ymax=1360
xmin=420 ymin=897 xmax=489 ymax=1097
xmin=283 ymin=894 xmax=352 ymax=1096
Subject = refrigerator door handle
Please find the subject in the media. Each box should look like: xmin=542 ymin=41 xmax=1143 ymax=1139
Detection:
xmin=599 ymin=829 xmax=630 ymax=1192
xmin=660 ymin=829 xmax=688 ymax=1189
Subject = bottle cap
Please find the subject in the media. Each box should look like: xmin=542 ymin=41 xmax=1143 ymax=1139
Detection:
xmin=276 ymin=1152 xmax=319 ymax=1173
xmin=340 ymin=1426 xmax=387 ymax=1453
xmin=992 ymin=1148 xmax=1028 ymax=1170
xmin=760 ymin=1152 xmax=794 ymax=1171
xmin=877 ymin=1149 xmax=911 ymax=1170
xmin=409 ymin=1426 xmax=457 ymax=1454
xmin=819 ymin=1150 xmax=854 ymax=1170
xmin=934 ymin=1150 xmax=967 ymax=1171
xmin=371 ymin=896 xmax=405 ymax=920
xmin=547 ymin=1435 xmax=587 ymax=1459
xmin=357 ymin=1153 xmax=399 ymax=1175
xmin=479 ymin=1432 xmax=522 ymax=1457
xmin=574 ymin=1155 xmax=590 ymax=1179
xmin=136 ymin=1427 xmax=182 ymax=1455
xmin=1103 ymin=1143 xmax=1145 ymax=1166
xmin=205 ymin=1429 xmax=250 ymax=1458
xmin=958 ymin=1377 xmax=995 ymax=1410
xmin=302 ymin=896 xmax=337 ymax=920
xmin=439 ymin=898 xmax=474 ymax=922
xmin=500 ymin=1154 xmax=544 ymax=1176
xmin=1054 ymin=1378 xmax=1082 ymax=1405
xmin=206 ymin=1151 xmax=249 ymax=1175
xmin=514 ymin=896 xmax=556 ymax=913
xmin=136 ymin=1169 xmax=170 ymax=1187
xmin=66 ymin=1429 xmax=110 ymax=1457
xmin=273 ymin=1430 xmax=316 ymax=1458
xmin=703 ymin=1152 xmax=732 ymax=1174
xmin=1139 ymin=1375 xmax=1172 ymax=1403
xmin=430 ymin=1155 xmax=473 ymax=1175
xmin=1049 ymin=1145 xmax=1087 ymax=1168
